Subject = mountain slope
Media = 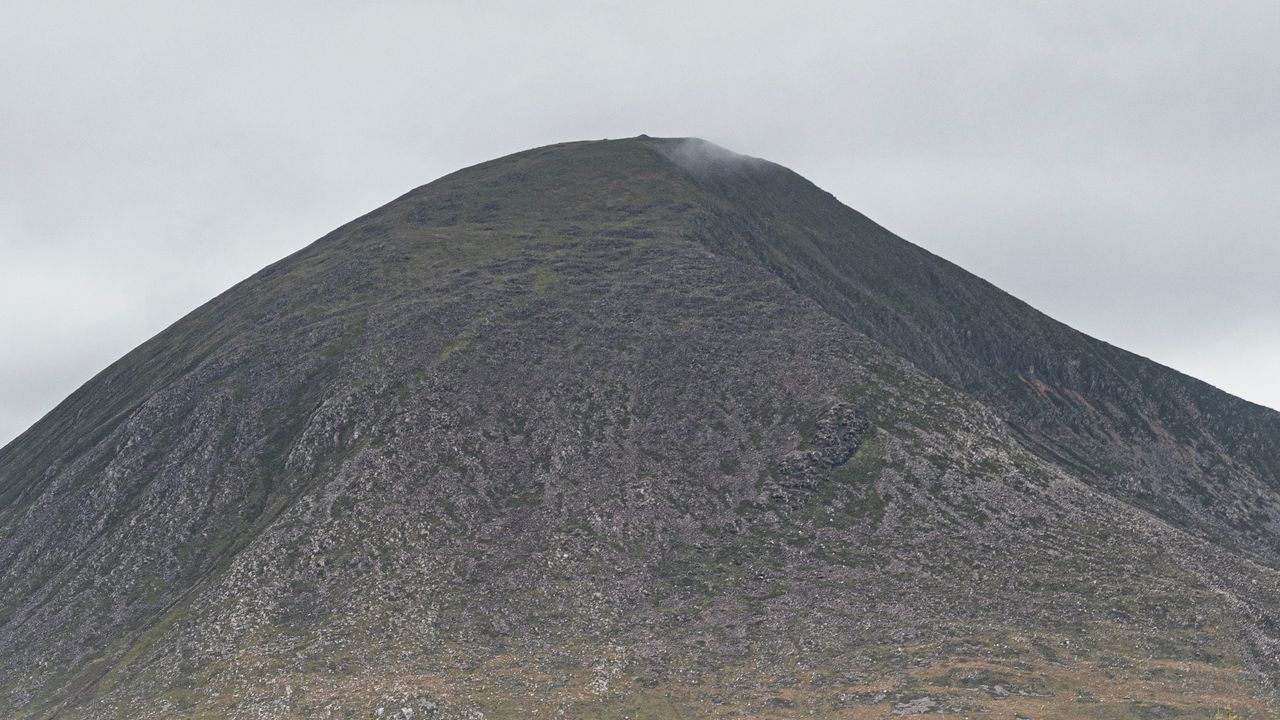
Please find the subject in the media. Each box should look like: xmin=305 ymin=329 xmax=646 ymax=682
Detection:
xmin=661 ymin=138 xmax=1280 ymax=559
xmin=1 ymin=137 xmax=1277 ymax=719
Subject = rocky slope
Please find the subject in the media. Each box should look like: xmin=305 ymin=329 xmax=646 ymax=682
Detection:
xmin=1 ymin=137 xmax=1277 ymax=718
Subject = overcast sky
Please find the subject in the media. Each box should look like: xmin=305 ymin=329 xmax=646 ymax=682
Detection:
xmin=2 ymin=1 xmax=1278 ymax=446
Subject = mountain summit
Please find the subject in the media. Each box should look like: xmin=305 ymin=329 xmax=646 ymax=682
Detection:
xmin=2 ymin=137 xmax=1278 ymax=718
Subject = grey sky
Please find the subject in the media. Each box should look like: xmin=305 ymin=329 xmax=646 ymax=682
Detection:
xmin=2 ymin=1 xmax=1278 ymax=446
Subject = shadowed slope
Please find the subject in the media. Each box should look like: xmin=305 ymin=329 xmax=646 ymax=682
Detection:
xmin=655 ymin=136 xmax=1280 ymax=560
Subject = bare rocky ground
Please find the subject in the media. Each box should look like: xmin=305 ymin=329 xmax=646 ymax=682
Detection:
xmin=1 ymin=137 xmax=1278 ymax=718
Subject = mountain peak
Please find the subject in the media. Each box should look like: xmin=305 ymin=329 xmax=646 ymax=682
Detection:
xmin=2 ymin=138 xmax=1279 ymax=718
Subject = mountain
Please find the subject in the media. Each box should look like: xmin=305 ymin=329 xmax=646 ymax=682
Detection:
xmin=2 ymin=136 xmax=1278 ymax=719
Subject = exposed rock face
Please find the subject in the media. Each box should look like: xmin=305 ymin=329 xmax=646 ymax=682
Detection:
xmin=771 ymin=402 xmax=869 ymax=500
xmin=1 ymin=137 xmax=1278 ymax=718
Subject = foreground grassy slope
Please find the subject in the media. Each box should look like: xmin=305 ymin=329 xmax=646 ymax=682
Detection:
xmin=0 ymin=137 xmax=1276 ymax=718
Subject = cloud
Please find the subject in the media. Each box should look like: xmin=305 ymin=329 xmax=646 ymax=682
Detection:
xmin=651 ymin=137 xmax=762 ymax=176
